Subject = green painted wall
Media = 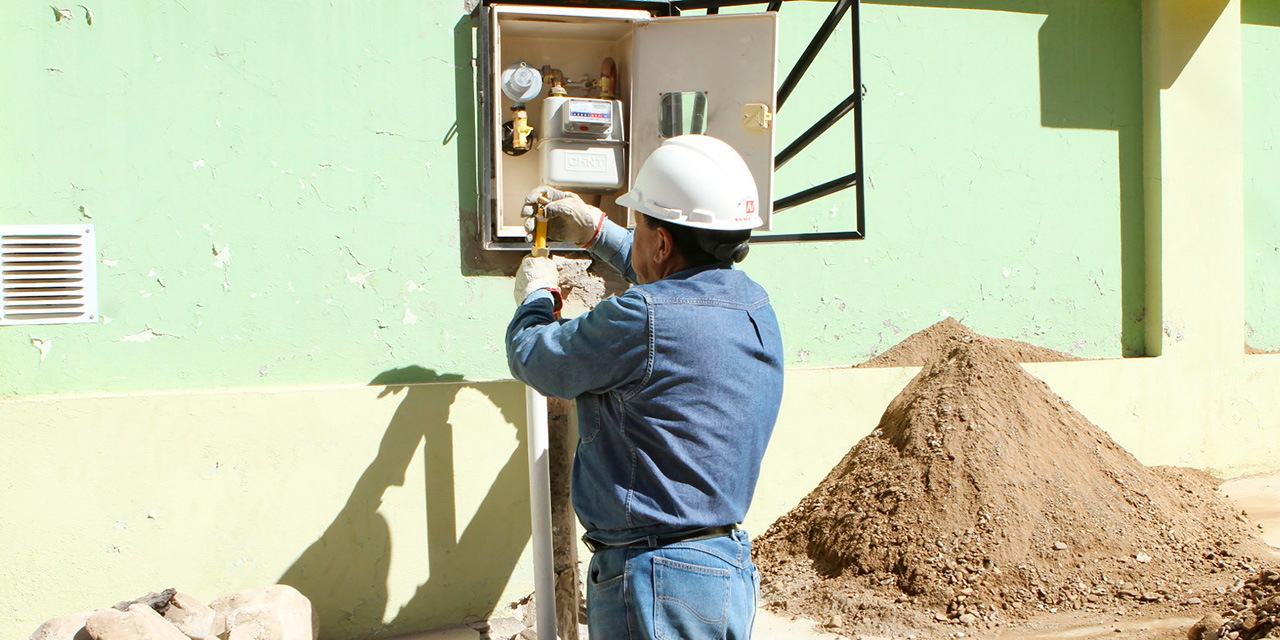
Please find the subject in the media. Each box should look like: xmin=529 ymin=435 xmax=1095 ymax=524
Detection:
xmin=1 ymin=0 xmax=1142 ymax=398
xmin=1243 ymin=0 xmax=1280 ymax=351
xmin=1 ymin=1 xmax=508 ymax=396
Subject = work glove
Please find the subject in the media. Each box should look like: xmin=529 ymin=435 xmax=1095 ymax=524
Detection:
xmin=514 ymin=255 xmax=562 ymax=312
xmin=521 ymin=186 xmax=606 ymax=248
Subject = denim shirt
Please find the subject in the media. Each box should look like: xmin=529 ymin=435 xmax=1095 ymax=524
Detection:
xmin=506 ymin=220 xmax=785 ymax=543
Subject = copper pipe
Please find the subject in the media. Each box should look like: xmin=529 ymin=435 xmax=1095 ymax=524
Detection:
xmin=599 ymin=57 xmax=618 ymax=100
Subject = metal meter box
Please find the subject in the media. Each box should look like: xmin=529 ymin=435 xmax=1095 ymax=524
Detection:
xmin=472 ymin=1 xmax=778 ymax=251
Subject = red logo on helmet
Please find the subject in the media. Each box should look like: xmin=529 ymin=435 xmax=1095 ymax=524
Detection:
xmin=745 ymin=200 xmax=756 ymax=214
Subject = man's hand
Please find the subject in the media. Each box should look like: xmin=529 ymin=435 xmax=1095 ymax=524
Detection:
xmin=521 ymin=185 xmax=606 ymax=247
xmin=514 ymin=255 xmax=562 ymax=311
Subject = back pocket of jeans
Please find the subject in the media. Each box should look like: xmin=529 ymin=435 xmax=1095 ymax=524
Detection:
xmin=653 ymin=557 xmax=731 ymax=640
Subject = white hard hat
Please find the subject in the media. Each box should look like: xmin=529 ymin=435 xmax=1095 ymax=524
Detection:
xmin=616 ymin=135 xmax=762 ymax=231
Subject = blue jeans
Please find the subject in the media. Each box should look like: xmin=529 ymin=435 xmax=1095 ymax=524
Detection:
xmin=585 ymin=529 xmax=759 ymax=640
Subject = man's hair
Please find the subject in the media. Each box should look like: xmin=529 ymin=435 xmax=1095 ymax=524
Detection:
xmin=641 ymin=215 xmax=751 ymax=265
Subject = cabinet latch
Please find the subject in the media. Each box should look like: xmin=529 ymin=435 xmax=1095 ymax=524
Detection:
xmin=742 ymin=103 xmax=772 ymax=130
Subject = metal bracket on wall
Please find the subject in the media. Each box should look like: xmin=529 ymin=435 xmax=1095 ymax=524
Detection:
xmin=674 ymin=0 xmax=867 ymax=242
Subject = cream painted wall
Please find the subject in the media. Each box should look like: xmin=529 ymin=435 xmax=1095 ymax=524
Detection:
xmin=5 ymin=354 xmax=1278 ymax=639
xmin=1 ymin=382 xmax=531 ymax=638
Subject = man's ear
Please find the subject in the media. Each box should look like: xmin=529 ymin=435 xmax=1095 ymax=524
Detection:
xmin=654 ymin=225 xmax=674 ymax=263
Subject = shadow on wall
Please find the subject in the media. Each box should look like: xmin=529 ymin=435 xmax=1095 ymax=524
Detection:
xmin=868 ymin=0 xmax=1229 ymax=86
xmin=1244 ymin=0 xmax=1280 ymax=27
xmin=1144 ymin=0 xmax=1232 ymax=88
xmin=868 ymin=0 xmax=1193 ymax=356
xmin=279 ymin=366 xmax=531 ymax=639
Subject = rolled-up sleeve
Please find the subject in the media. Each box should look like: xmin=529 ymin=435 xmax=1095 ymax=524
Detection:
xmin=506 ymin=290 xmax=650 ymax=399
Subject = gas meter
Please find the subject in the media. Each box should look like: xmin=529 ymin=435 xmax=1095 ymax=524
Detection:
xmin=472 ymin=1 xmax=778 ymax=251
xmin=539 ymin=96 xmax=625 ymax=190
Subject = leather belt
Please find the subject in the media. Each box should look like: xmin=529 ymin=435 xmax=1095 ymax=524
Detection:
xmin=582 ymin=524 xmax=738 ymax=553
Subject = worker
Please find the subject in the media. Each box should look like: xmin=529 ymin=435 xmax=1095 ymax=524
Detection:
xmin=506 ymin=134 xmax=784 ymax=640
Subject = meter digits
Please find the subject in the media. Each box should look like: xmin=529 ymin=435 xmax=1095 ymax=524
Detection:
xmin=562 ymin=99 xmax=614 ymax=136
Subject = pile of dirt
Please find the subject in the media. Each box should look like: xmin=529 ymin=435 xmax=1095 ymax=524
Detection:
xmin=1191 ymin=568 xmax=1280 ymax=640
xmin=754 ymin=320 xmax=1273 ymax=636
xmin=857 ymin=317 xmax=1078 ymax=367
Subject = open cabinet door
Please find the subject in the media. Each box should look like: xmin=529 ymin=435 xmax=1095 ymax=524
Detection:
xmin=630 ymin=12 xmax=778 ymax=229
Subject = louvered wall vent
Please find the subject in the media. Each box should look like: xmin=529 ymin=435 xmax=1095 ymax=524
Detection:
xmin=1 ymin=224 xmax=99 ymax=326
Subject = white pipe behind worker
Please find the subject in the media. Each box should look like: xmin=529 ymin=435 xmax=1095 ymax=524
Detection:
xmin=525 ymin=386 xmax=557 ymax=640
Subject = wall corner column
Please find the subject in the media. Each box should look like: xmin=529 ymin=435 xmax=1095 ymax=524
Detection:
xmin=1142 ymin=0 xmax=1245 ymax=362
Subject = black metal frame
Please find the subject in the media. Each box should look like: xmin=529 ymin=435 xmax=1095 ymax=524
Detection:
xmin=673 ymin=0 xmax=866 ymax=242
xmin=471 ymin=0 xmax=679 ymax=16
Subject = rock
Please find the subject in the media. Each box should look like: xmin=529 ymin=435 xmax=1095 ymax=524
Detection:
xmin=163 ymin=593 xmax=216 ymax=640
xmin=829 ymin=614 xmax=844 ymax=628
xmin=1242 ymin=612 xmax=1257 ymax=630
xmin=85 ymin=605 xmax=189 ymax=640
xmin=113 ymin=590 xmax=178 ymax=615
xmin=479 ymin=617 xmax=527 ymax=640
xmin=224 ymin=613 xmax=281 ymax=640
xmin=1053 ymin=542 xmax=1068 ymax=551
xmin=1135 ymin=552 xmax=1152 ymax=564
xmin=1188 ymin=598 xmax=1203 ymax=606
xmin=959 ymin=613 xmax=979 ymax=624
xmin=29 ymin=612 xmax=93 ymax=640
xmin=1187 ymin=612 xmax=1223 ymax=640
xmin=209 ymin=585 xmax=317 ymax=640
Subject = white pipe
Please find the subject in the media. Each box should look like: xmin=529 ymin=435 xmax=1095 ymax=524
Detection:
xmin=525 ymin=385 xmax=558 ymax=640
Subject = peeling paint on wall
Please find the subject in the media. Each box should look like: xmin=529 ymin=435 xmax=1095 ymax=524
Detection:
xmin=347 ymin=269 xmax=373 ymax=289
xmin=213 ymin=244 xmax=231 ymax=270
xmin=30 ymin=338 xmax=52 ymax=362
xmin=120 ymin=327 xmax=178 ymax=343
